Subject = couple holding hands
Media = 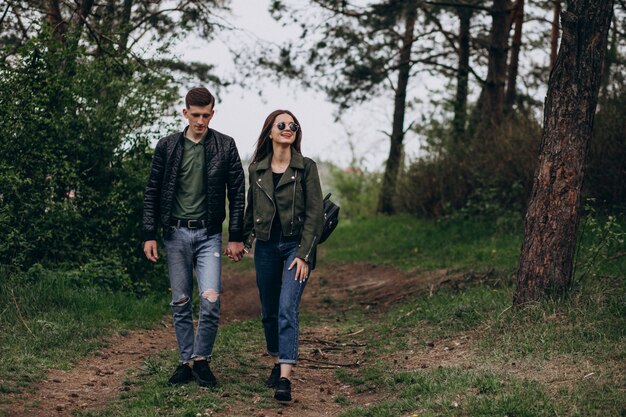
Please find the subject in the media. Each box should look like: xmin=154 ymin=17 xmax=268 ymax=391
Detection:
xmin=142 ymin=87 xmax=324 ymax=402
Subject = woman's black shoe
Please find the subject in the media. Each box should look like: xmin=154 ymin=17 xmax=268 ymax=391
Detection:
xmin=274 ymin=377 xmax=292 ymax=401
xmin=265 ymin=364 xmax=280 ymax=387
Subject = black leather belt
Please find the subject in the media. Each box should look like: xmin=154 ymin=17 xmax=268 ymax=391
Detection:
xmin=172 ymin=219 xmax=207 ymax=229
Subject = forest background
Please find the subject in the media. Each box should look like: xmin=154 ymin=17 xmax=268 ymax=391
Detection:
xmin=0 ymin=0 xmax=624 ymax=415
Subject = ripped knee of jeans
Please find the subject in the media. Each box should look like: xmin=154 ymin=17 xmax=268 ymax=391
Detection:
xmin=171 ymin=295 xmax=190 ymax=307
xmin=201 ymin=290 xmax=219 ymax=303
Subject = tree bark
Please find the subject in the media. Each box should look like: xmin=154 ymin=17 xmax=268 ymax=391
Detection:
xmin=513 ymin=0 xmax=614 ymax=306
xmin=46 ymin=0 xmax=66 ymax=43
xmin=549 ymin=0 xmax=561 ymax=71
xmin=468 ymin=0 xmax=511 ymax=138
xmin=377 ymin=0 xmax=417 ymax=214
xmin=452 ymin=6 xmax=473 ymax=140
xmin=504 ymin=0 xmax=524 ymax=112
xmin=483 ymin=0 xmax=511 ymax=127
xmin=70 ymin=0 xmax=95 ymax=34
xmin=119 ymin=0 xmax=134 ymax=52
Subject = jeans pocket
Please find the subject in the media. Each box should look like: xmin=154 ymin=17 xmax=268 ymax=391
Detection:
xmin=164 ymin=226 xmax=178 ymax=242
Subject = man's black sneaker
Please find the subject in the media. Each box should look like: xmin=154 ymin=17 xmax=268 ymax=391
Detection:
xmin=265 ymin=364 xmax=281 ymax=387
xmin=192 ymin=359 xmax=217 ymax=387
xmin=167 ymin=364 xmax=193 ymax=385
xmin=274 ymin=377 xmax=292 ymax=401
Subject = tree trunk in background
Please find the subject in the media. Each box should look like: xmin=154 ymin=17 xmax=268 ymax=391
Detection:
xmin=483 ymin=0 xmax=511 ymax=127
xmin=505 ymin=0 xmax=524 ymax=112
xmin=70 ymin=0 xmax=95 ymax=35
xmin=46 ymin=0 xmax=67 ymax=44
xmin=513 ymin=0 xmax=614 ymax=306
xmin=46 ymin=0 xmax=94 ymax=44
xmin=600 ymin=16 xmax=616 ymax=97
xmin=453 ymin=6 xmax=473 ymax=140
xmin=468 ymin=0 xmax=511 ymax=138
xmin=378 ymin=0 xmax=417 ymax=214
xmin=119 ymin=0 xmax=134 ymax=52
xmin=550 ymin=0 xmax=561 ymax=70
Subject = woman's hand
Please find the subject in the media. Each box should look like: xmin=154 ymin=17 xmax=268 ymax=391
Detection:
xmin=288 ymin=257 xmax=309 ymax=282
xmin=224 ymin=241 xmax=245 ymax=262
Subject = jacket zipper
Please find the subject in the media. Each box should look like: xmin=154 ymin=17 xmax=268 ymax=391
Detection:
xmin=290 ymin=171 xmax=297 ymax=235
xmin=304 ymin=235 xmax=318 ymax=262
xmin=256 ymin=179 xmax=276 ymax=235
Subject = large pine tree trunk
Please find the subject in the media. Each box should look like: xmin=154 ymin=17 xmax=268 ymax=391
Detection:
xmin=378 ymin=0 xmax=417 ymax=214
xmin=513 ymin=0 xmax=614 ymax=305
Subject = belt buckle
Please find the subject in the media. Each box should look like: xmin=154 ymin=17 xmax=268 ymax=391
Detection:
xmin=189 ymin=220 xmax=203 ymax=229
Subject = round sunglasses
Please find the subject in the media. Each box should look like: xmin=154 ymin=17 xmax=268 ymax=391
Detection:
xmin=274 ymin=122 xmax=299 ymax=132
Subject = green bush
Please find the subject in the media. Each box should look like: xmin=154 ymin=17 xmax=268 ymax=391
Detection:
xmin=330 ymin=165 xmax=381 ymax=219
xmin=395 ymin=113 xmax=541 ymax=217
xmin=0 ymin=27 xmax=176 ymax=290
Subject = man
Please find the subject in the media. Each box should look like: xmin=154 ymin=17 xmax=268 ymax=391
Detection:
xmin=142 ymin=87 xmax=245 ymax=387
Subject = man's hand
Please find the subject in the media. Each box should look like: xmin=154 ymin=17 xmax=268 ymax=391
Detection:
xmin=143 ymin=240 xmax=159 ymax=263
xmin=224 ymin=241 xmax=245 ymax=262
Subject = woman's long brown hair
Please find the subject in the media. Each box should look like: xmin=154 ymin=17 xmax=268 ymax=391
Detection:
xmin=251 ymin=110 xmax=303 ymax=163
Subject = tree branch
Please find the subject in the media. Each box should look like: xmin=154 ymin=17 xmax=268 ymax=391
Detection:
xmin=12 ymin=2 xmax=32 ymax=40
xmin=422 ymin=6 xmax=461 ymax=55
xmin=426 ymin=0 xmax=491 ymax=13
xmin=0 ymin=4 xmax=10 ymax=28
xmin=310 ymin=0 xmax=369 ymax=18
xmin=299 ymin=357 xmax=361 ymax=367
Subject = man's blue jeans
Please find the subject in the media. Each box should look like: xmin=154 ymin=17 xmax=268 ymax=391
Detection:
xmin=254 ymin=233 xmax=308 ymax=364
xmin=164 ymin=227 xmax=222 ymax=363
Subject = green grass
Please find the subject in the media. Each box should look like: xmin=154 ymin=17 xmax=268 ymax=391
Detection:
xmin=328 ymin=272 xmax=624 ymax=417
xmin=322 ymin=214 xmax=523 ymax=271
xmin=232 ymin=247 xmax=626 ymax=417
xmin=76 ymin=320 xmax=275 ymax=417
xmin=0 ymin=267 xmax=168 ymax=396
xmin=1 ymin=213 xmax=624 ymax=416
xmin=317 ymin=213 xmax=624 ymax=416
xmin=338 ymin=367 xmax=558 ymax=417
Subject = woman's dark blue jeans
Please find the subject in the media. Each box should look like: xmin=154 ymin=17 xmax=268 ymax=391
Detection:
xmin=254 ymin=233 xmax=308 ymax=364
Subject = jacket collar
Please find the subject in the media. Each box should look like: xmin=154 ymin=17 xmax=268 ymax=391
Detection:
xmin=254 ymin=147 xmax=304 ymax=190
xmin=255 ymin=147 xmax=304 ymax=171
xmin=178 ymin=126 xmax=215 ymax=144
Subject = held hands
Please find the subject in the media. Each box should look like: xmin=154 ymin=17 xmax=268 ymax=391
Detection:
xmin=288 ymin=257 xmax=309 ymax=282
xmin=143 ymin=240 xmax=159 ymax=263
xmin=224 ymin=241 xmax=245 ymax=262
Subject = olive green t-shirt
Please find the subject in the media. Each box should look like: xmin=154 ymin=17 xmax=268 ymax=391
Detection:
xmin=171 ymin=132 xmax=207 ymax=220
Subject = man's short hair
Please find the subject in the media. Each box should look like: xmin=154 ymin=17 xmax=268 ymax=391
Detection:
xmin=185 ymin=87 xmax=215 ymax=108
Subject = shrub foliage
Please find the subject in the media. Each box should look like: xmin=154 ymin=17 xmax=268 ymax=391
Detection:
xmin=0 ymin=29 xmax=175 ymax=290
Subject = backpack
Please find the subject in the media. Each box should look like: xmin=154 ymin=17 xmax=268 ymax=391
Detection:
xmin=319 ymin=193 xmax=339 ymax=244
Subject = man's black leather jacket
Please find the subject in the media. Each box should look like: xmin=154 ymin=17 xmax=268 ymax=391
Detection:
xmin=142 ymin=128 xmax=245 ymax=242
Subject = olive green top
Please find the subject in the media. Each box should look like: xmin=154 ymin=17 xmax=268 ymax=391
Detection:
xmin=171 ymin=133 xmax=207 ymax=220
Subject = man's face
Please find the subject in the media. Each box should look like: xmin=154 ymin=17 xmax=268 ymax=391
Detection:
xmin=183 ymin=104 xmax=214 ymax=139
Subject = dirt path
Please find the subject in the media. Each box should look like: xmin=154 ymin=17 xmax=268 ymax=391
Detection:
xmin=3 ymin=263 xmax=463 ymax=417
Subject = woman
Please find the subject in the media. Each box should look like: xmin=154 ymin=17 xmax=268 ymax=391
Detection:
xmin=243 ymin=110 xmax=324 ymax=401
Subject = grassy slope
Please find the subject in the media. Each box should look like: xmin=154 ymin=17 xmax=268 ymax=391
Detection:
xmin=1 ymin=214 xmax=624 ymax=416
xmin=0 ymin=269 xmax=168 ymax=396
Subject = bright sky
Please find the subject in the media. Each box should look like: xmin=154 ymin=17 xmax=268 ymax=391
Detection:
xmin=172 ymin=0 xmax=396 ymax=170
xmin=166 ymin=0 xmax=559 ymax=170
